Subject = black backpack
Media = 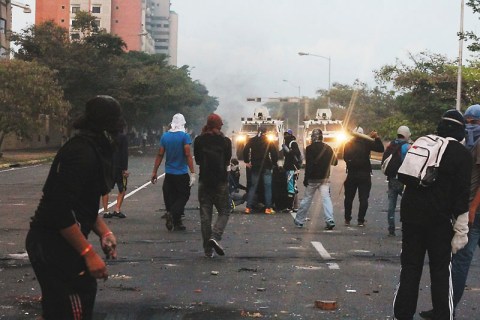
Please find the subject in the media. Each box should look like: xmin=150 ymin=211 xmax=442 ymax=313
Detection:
xmin=381 ymin=141 xmax=406 ymax=178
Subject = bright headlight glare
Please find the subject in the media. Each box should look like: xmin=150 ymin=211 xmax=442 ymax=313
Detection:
xmin=266 ymin=134 xmax=276 ymax=142
xmin=236 ymin=135 xmax=246 ymax=142
xmin=336 ymin=132 xmax=349 ymax=143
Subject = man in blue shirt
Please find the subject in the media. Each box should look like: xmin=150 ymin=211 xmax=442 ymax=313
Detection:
xmin=151 ymin=113 xmax=196 ymax=231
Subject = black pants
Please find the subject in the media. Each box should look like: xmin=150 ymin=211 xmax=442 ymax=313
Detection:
xmin=344 ymin=171 xmax=371 ymax=223
xmin=26 ymin=228 xmax=97 ymax=320
xmin=393 ymin=222 xmax=454 ymax=320
xmin=162 ymin=173 xmax=191 ymax=226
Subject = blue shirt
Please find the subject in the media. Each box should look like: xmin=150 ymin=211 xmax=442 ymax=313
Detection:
xmin=160 ymin=131 xmax=192 ymax=175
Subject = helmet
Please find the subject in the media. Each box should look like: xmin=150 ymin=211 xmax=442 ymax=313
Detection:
xmin=465 ymin=104 xmax=480 ymax=121
xmin=311 ymin=129 xmax=323 ymax=142
xmin=397 ymin=125 xmax=411 ymax=140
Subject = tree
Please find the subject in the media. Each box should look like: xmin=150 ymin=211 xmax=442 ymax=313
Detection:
xmin=0 ymin=60 xmax=70 ymax=152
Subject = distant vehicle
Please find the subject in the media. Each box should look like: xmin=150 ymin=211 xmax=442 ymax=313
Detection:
xmin=233 ymin=106 xmax=284 ymax=160
xmin=303 ymin=108 xmax=349 ymax=158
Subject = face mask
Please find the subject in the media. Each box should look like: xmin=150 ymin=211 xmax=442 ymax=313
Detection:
xmin=465 ymin=124 xmax=480 ymax=149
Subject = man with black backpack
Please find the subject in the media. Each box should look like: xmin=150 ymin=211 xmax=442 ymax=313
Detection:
xmin=381 ymin=125 xmax=411 ymax=236
xmin=194 ymin=114 xmax=232 ymax=258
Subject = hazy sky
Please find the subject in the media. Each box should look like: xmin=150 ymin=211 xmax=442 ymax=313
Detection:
xmin=12 ymin=1 xmax=480 ymax=130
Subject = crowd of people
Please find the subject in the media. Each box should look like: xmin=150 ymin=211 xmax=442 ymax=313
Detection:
xmin=24 ymin=94 xmax=480 ymax=320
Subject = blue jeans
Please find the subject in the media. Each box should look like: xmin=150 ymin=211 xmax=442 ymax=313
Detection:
xmin=295 ymin=181 xmax=334 ymax=225
xmin=246 ymin=169 xmax=273 ymax=208
xmin=452 ymin=213 xmax=480 ymax=308
xmin=387 ymin=178 xmax=404 ymax=233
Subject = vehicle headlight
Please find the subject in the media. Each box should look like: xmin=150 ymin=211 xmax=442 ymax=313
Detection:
xmin=266 ymin=133 xmax=276 ymax=142
xmin=335 ymin=131 xmax=349 ymax=144
xmin=236 ymin=135 xmax=247 ymax=143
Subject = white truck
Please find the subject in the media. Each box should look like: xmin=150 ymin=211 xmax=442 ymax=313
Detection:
xmin=233 ymin=106 xmax=284 ymax=160
xmin=303 ymin=108 xmax=348 ymax=157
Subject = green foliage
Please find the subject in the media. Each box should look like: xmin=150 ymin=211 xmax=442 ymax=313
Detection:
xmin=0 ymin=60 xmax=70 ymax=149
xmin=10 ymin=20 xmax=217 ymax=136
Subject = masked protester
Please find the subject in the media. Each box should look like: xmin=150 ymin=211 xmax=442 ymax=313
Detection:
xmin=420 ymin=105 xmax=480 ymax=319
xmin=151 ymin=113 xmax=196 ymax=231
xmin=26 ymin=95 xmax=123 ymax=320
xmin=394 ymin=109 xmax=471 ymax=320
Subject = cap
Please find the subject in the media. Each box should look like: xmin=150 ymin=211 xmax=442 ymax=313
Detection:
xmin=442 ymin=109 xmax=465 ymax=127
xmin=287 ymin=129 xmax=293 ymax=135
xmin=465 ymin=104 xmax=480 ymax=121
xmin=206 ymin=113 xmax=223 ymax=130
xmin=73 ymin=95 xmax=124 ymax=133
xmin=397 ymin=125 xmax=411 ymax=140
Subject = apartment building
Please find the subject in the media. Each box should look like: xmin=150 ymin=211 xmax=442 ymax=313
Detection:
xmin=35 ymin=0 xmax=178 ymax=64
xmin=0 ymin=0 xmax=11 ymax=59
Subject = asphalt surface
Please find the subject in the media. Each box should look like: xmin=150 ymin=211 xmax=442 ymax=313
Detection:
xmin=0 ymin=151 xmax=479 ymax=319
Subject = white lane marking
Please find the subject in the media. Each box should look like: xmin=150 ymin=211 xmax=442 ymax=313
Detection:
xmin=0 ymin=164 xmax=42 ymax=173
xmin=327 ymin=263 xmax=340 ymax=270
xmin=98 ymin=173 xmax=165 ymax=213
xmin=311 ymin=241 xmax=332 ymax=259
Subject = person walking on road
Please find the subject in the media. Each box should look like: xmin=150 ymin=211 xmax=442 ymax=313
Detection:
xmin=293 ymin=129 xmax=338 ymax=229
xmin=25 ymin=95 xmax=122 ymax=320
xmin=151 ymin=113 xmax=196 ymax=231
xmin=420 ymin=105 xmax=480 ymax=320
xmin=243 ymin=126 xmax=279 ymax=214
xmin=343 ymin=126 xmax=384 ymax=226
xmin=102 ymin=130 xmax=129 ymax=219
xmin=193 ymin=114 xmax=232 ymax=257
xmin=381 ymin=125 xmax=411 ymax=236
xmin=393 ymin=109 xmax=471 ymax=320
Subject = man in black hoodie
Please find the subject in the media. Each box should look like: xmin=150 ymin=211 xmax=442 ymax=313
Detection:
xmin=243 ymin=126 xmax=279 ymax=214
xmin=194 ymin=113 xmax=232 ymax=258
xmin=393 ymin=109 xmax=471 ymax=320
xmin=343 ymin=127 xmax=384 ymax=226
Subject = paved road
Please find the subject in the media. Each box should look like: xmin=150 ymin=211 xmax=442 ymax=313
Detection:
xmin=0 ymin=153 xmax=479 ymax=319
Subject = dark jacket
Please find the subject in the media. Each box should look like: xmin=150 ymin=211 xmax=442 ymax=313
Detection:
xmin=304 ymin=141 xmax=337 ymax=184
xmin=283 ymin=135 xmax=302 ymax=171
xmin=194 ymin=133 xmax=232 ymax=185
xmin=344 ymin=136 xmax=384 ymax=174
xmin=243 ymin=134 xmax=278 ymax=170
xmin=31 ymin=131 xmax=115 ymax=236
xmin=400 ymin=140 xmax=472 ymax=225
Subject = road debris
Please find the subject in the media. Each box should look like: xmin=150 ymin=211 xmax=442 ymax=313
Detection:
xmin=315 ymin=300 xmax=337 ymax=310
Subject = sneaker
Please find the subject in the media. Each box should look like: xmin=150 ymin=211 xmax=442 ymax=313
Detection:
xmin=208 ymin=239 xmax=225 ymax=256
xmin=165 ymin=213 xmax=173 ymax=231
xmin=388 ymin=231 xmax=396 ymax=237
xmin=292 ymin=208 xmax=298 ymax=213
xmin=293 ymin=219 xmax=304 ymax=228
xmin=357 ymin=221 xmax=366 ymax=227
xmin=344 ymin=220 xmax=351 ymax=226
xmin=419 ymin=309 xmax=434 ymax=319
xmin=244 ymin=207 xmax=251 ymax=214
xmin=113 ymin=211 xmax=126 ymax=218
xmin=173 ymin=224 xmax=186 ymax=231
xmin=204 ymin=251 xmax=214 ymax=258
xmin=265 ymin=208 xmax=275 ymax=214
xmin=103 ymin=211 xmax=113 ymax=219
xmin=325 ymin=221 xmax=335 ymax=230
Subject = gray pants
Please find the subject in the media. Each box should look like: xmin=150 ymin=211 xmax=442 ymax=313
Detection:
xmin=198 ymin=181 xmax=230 ymax=253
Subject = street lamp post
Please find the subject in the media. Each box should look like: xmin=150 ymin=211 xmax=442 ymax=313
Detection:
xmin=456 ymin=0 xmax=464 ymax=111
xmin=298 ymin=52 xmax=331 ymax=108
xmin=283 ymin=80 xmax=301 ymax=136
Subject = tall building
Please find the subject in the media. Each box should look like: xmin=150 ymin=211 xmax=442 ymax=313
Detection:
xmin=0 ymin=0 xmax=12 ymax=59
xmin=35 ymin=0 xmax=178 ymax=64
